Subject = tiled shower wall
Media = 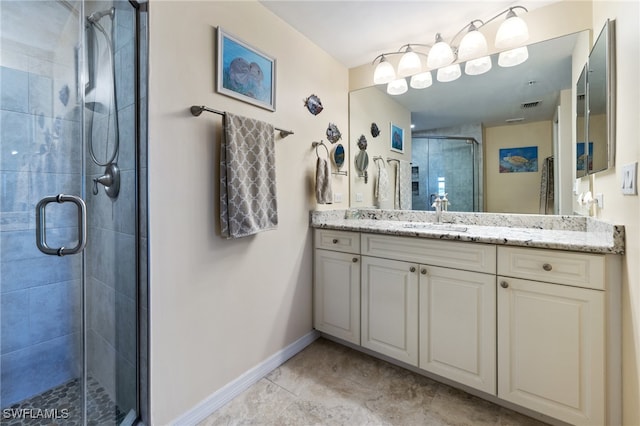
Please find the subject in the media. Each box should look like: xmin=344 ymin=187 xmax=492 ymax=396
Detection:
xmin=0 ymin=21 xmax=83 ymax=406
xmin=85 ymin=1 xmax=138 ymax=415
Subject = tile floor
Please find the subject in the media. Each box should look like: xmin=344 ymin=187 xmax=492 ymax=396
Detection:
xmin=1 ymin=376 xmax=124 ymax=426
xmin=199 ymin=337 xmax=549 ymax=426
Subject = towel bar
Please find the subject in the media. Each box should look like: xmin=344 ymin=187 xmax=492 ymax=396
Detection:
xmin=312 ymin=141 xmax=330 ymax=158
xmin=312 ymin=141 xmax=348 ymax=176
xmin=190 ymin=105 xmax=294 ymax=138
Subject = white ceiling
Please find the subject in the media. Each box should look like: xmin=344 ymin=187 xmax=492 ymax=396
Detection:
xmin=260 ymin=0 xmax=579 ymax=131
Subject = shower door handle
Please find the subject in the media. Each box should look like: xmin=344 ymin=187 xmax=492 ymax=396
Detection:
xmin=36 ymin=194 xmax=87 ymax=256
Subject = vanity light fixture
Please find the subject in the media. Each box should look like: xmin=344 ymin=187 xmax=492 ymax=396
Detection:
xmin=457 ymin=21 xmax=488 ymax=61
xmin=410 ymin=71 xmax=433 ymax=89
xmin=371 ymin=5 xmax=530 ymax=95
xmin=397 ymin=45 xmax=423 ymax=77
xmin=495 ymin=7 xmax=530 ymax=49
xmin=498 ymin=46 xmax=529 ymax=67
xmin=373 ymin=55 xmax=396 ymax=84
xmin=436 ymin=63 xmax=462 ymax=83
xmin=427 ymin=33 xmax=455 ymax=69
xmin=387 ymin=78 xmax=408 ymax=95
xmin=465 ymin=55 xmax=492 ymax=75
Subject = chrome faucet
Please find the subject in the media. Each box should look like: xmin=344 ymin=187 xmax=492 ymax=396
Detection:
xmin=431 ymin=195 xmax=443 ymax=223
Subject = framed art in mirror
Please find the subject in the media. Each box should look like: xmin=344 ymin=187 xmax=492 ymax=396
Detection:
xmin=390 ymin=123 xmax=404 ymax=153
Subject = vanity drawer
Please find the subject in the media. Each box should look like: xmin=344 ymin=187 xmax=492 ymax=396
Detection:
xmin=315 ymin=229 xmax=360 ymax=254
xmin=497 ymin=246 xmax=605 ymax=290
xmin=361 ymin=233 xmax=496 ymax=274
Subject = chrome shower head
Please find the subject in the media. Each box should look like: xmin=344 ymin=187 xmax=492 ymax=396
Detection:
xmin=87 ymin=7 xmax=115 ymax=24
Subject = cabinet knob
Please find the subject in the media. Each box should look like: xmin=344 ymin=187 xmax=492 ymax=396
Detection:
xmin=421 ymin=268 xmax=427 ymax=275
xmin=542 ymin=263 xmax=553 ymax=271
xmin=410 ymin=266 xmax=416 ymax=273
xmin=352 ymin=257 xmax=358 ymax=263
xmin=332 ymin=239 xmax=338 ymax=244
xmin=500 ymin=281 xmax=509 ymax=289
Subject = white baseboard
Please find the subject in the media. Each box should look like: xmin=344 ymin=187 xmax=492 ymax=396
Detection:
xmin=171 ymin=330 xmax=320 ymax=425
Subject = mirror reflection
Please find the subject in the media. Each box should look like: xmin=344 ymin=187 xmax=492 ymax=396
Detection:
xmin=349 ymin=31 xmax=589 ymax=214
xmin=576 ymin=65 xmax=588 ymax=177
xmin=586 ymin=19 xmax=615 ymax=174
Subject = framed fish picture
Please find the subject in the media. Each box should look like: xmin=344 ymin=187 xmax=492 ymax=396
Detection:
xmin=499 ymin=146 xmax=538 ymax=173
xmin=217 ymin=27 xmax=276 ymax=111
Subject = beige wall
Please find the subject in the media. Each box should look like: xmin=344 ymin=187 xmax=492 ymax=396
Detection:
xmin=349 ymin=87 xmax=412 ymax=208
xmin=589 ymin=2 xmax=640 ymax=424
xmin=485 ymin=121 xmax=553 ymax=213
xmin=148 ymin=1 xmax=348 ymax=423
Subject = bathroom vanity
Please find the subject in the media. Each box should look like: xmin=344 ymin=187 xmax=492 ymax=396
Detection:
xmin=311 ymin=210 xmax=623 ymax=426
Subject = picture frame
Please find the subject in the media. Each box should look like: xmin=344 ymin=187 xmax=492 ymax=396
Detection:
xmin=390 ymin=123 xmax=404 ymax=153
xmin=499 ymin=146 xmax=539 ymax=173
xmin=217 ymin=27 xmax=276 ymax=111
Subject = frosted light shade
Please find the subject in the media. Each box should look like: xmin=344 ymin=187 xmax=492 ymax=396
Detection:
xmin=498 ymin=46 xmax=528 ymax=67
xmin=495 ymin=14 xmax=529 ymax=49
xmin=373 ymin=58 xmax=396 ymax=84
xmin=410 ymin=71 xmax=433 ymax=89
xmin=427 ymin=40 xmax=454 ymax=69
xmin=458 ymin=30 xmax=488 ymax=61
xmin=387 ymin=78 xmax=408 ymax=95
xmin=465 ymin=56 xmax=492 ymax=75
xmin=436 ymin=64 xmax=461 ymax=83
xmin=397 ymin=50 xmax=422 ymax=77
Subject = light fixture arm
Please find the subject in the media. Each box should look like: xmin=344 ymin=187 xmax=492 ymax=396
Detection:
xmin=372 ymin=44 xmax=432 ymax=65
xmin=398 ymin=43 xmax=433 ymax=52
xmin=449 ymin=19 xmax=485 ymax=48
xmin=372 ymin=52 xmax=403 ymax=65
xmin=476 ymin=5 xmax=528 ymax=30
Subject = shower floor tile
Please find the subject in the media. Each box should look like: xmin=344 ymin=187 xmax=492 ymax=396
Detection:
xmin=1 ymin=376 xmax=124 ymax=426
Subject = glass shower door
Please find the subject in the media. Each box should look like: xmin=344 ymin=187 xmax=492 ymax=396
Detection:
xmin=1 ymin=0 xmax=85 ymax=422
xmin=1 ymin=1 xmax=141 ymax=424
xmin=411 ymin=137 xmax=479 ymax=212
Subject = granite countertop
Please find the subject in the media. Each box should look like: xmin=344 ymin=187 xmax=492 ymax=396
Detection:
xmin=310 ymin=209 xmax=625 ymax=255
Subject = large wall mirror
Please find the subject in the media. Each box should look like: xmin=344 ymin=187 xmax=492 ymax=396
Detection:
xmin=578 ymin=19 xmax=616 ymax=176
xmin=349 ymin=31 xmax=589 ymax=214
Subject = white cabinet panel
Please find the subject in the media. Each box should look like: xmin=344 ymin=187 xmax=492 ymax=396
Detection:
xmin=497 ymin=277 xmax=605 ymax=426
xmin=314 ymin=249 xmax=360 ymax=344
xmin=419 ymin=266 xmax=496 ymax=394
xmin=361 ymin=256 xmax=418 ymax=366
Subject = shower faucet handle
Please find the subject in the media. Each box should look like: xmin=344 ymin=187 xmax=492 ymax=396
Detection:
xmin=93 ymin=174 xmax=113 ymax=195
xmin=92 ymin=163 xmax=120 ymax=198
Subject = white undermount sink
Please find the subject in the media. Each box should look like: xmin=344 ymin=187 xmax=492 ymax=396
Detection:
xmin=402 ymin=223 xmax=468 ymax=232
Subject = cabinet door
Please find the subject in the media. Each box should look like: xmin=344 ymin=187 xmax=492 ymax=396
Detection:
xmin=497 ymin=277 xmax=605 ymax=426
xmin=419 ymin=266 xmax=496 ymax=394
xmin=361 ymin=256 xmax=418 ymax=366
xmin=314 ymin=249 xmax=360 ymax=344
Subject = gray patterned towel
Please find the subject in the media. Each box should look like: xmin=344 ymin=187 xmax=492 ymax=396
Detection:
xmin=394 ymin=160 xmax=412 ymax=210
xmin=220 ymin=113 xmax=278 ymax=239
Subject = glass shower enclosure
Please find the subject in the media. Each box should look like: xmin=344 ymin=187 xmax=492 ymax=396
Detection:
xmin=411 ymin=136 xmax=480 ymax=212
xmin=0 ymin=0 xmax=147 ymax=424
